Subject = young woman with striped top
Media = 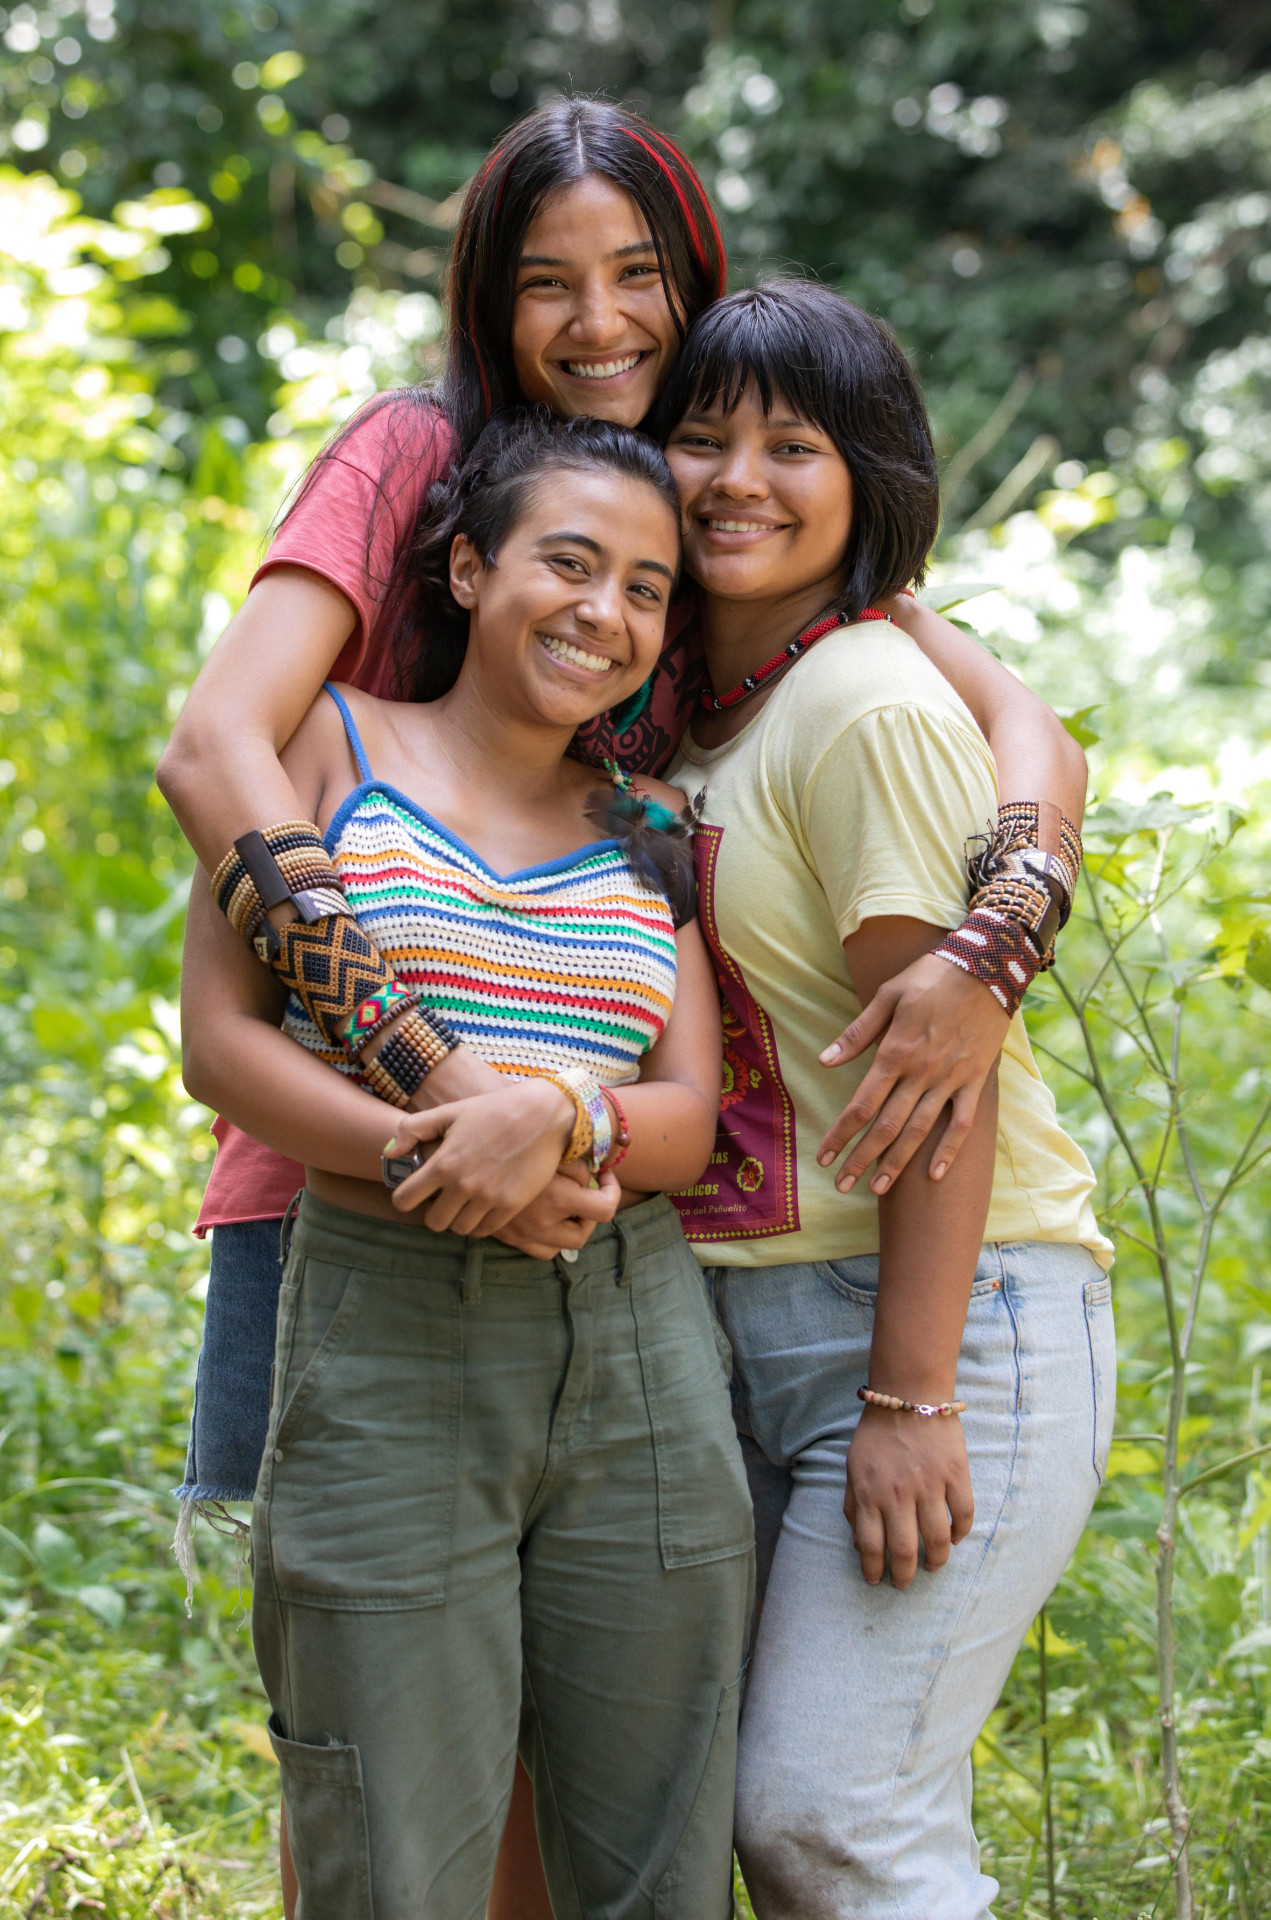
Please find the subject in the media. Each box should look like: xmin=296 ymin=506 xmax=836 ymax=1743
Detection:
xmin=180 ymin=413 xmax=753 ymax=1920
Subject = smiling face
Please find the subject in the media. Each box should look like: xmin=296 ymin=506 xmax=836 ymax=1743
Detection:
xmin=448 ymin=465 xmax=679 ymax=731
xmin=665 ymin=381 xmax=854 ymax=607
xmin=511 ymin=176 xmax=681 ymax=427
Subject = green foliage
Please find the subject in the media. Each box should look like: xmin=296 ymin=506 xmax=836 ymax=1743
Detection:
xmin=4 ymin=8 xmax=1271 ymax=1914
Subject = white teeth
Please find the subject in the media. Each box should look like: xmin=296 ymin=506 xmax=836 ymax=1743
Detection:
xmin=539 ymin=634 xmax=615 ymax=674
xmin=707 ymin=519 xmax=777 ymax=532
xmin=565 ymin=354 xmax=642 ymax=379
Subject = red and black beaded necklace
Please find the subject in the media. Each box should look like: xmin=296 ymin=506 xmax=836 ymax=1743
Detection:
xmin=699 ymin=606 xmax=891 ymax=713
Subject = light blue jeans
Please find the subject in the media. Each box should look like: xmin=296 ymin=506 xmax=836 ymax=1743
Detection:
xmin=703 ymin=1240 xmax=1115 ymax=1920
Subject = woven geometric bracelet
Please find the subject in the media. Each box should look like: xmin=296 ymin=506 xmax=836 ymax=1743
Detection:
xmin=344 ymin=978 xmax=425 ymax=1053
xmin=211 ymin=819 xmax=459 ymax=1082
xmin=857 ymin=1387 xmax=967 ymax=1418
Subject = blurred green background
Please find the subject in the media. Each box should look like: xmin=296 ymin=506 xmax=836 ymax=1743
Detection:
xmin=3 ymin=3 xmax=1271 ymax=1914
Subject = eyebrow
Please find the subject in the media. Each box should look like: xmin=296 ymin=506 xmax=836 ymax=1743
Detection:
xmin=678 ymin=408 xmax=814 ymax=431
xmin=538 ymin=531 xmax=675 ymax=582
xmin=519 ymin=239 xmax=660 ymax=267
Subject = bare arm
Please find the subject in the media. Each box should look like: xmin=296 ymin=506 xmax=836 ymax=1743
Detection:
xmin=158 ymin=567 xmax=363 ymax=872
xmin=181 ymin=874 xmax=620 ymax=1253
xmin=837 ymin=915 xmax=997 ymax=1590
xmin=886 ymin=594 xmax=1087 ymax=822
xmin=181 ymin=870 xmax=411 ymax=1177
xmin=815 ymin=597 xmax=1085 ymax=1195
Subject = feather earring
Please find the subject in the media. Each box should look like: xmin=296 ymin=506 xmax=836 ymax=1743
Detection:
xmin=584 ymin=772 xmax=704 ymax=928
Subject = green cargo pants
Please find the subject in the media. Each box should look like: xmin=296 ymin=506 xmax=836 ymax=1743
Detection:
xmin=251 ymin=1190 xmax=754 ymax=1920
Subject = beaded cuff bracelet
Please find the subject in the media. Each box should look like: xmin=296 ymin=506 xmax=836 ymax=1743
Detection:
xmin=544 ymin=1066 xmax=614 ymax=1175
xmin=932 ymin=801 xmax=1085 ymax=1014
xmin=930 ymin=908 xmax=1042 ymax=1017
xmin=361 ymin=1008 xmax=459 ymax=1109
xmin=211 ymin=822 xmax=346 ymax=950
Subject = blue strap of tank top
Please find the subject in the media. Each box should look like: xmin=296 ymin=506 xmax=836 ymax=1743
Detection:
xmin=323 ymin=681 xmax=373 ymax=782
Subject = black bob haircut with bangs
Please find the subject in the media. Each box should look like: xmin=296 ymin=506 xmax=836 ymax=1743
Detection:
xmin=655 ymin=278 xmax=940 ymax=618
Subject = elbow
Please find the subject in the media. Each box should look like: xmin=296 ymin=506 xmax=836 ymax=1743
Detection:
xmin=1053 ymin=716 xmax=1089 ymax=819
xmin=181 ymin=1043 xmax=217 ymax=1112
xmin=155 ymin=720 xmax=207 ymax=832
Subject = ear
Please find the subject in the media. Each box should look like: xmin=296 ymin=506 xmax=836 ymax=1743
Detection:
xmin=449 ymin=534 xmax=482 ymax=608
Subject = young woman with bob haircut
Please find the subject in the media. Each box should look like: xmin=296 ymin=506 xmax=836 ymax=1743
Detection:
xmin=640 ymin=278 xmax=1114 ymax=1918
xmin=159 ymin=96 xmax=1084 ymax=1560
xmin=182 ymin=411 xmax=756 ymax=1920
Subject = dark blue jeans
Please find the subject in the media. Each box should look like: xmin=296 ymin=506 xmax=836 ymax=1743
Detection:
xmin=176 ymin=1216 xmax=287 ymax=1504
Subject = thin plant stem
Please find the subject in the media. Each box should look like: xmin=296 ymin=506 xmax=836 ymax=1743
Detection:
xmin=1038 ymin=1606 xmax=1057 ymax=1920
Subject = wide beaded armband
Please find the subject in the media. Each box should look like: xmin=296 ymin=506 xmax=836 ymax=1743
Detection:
xmin=932 ymin=800 xmax=1084 ymax=1017
xmin=210 ymin=821 xmax=460 ymax=1094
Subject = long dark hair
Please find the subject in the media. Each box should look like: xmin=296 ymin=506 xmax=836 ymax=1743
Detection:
xmin=271 ymin=97 xmax=722 ymax=671
xmin=655 ymin=279 xmax=940 ymax=616
xmin=439 ymin=96 xmax=726 ymax=453
xmin=397 ymin=409 xmax=681 ymax=703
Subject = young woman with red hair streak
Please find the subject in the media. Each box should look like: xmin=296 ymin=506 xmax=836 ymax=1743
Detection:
xmin=157 ymin=95 xmax=1084 ymax=1918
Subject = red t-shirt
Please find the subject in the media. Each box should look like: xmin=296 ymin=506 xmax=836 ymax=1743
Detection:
xmin=195 ymin=392 xmax=703 ymax=1233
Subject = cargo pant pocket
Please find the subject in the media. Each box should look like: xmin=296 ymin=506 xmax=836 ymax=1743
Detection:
xmin=269 ymin=1713 xmax=374 ymax=1920
xmin=258 ymin=1257 xmax=462 ymax=1609
xmin=654 ymin=1673 xmax=743 ymax=1920
xmin=630 ymin=1249 xmax=754 ymax=1571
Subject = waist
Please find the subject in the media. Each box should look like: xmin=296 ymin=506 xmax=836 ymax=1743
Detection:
xmin=288 ymin=1187 xmax=686 ymax=1278
xmin=305 ymin=1165 xmax=654 ymax=1225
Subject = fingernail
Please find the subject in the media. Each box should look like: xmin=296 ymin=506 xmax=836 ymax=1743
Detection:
xmin=817 ymin=1150 xmax=833 ymax=1167
xmin=931 ymin=1162 xmax=947 ymax=1181
xmin=836 ymin=1174 xmax=856 ymax=1192
xmin=871 ymin=1174 xmax=891 ymax=1195
xmin=820 ymin=1045 xmax=841 ymax=1063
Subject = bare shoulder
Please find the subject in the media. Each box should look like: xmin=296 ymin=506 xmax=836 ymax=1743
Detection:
xmin=281 ymin=683 xmax=388 ymax=825
xmin=633 ymin=773 xmax=692 ymax=815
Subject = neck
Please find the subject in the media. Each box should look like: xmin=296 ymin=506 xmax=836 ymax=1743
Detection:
xmin=699 ymin=574 xmax=844 ymax=695
xmin=427 ymin=667 xmax=580 ymax=804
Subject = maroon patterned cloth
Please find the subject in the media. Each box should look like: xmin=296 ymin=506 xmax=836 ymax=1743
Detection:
xmin=573 ymin=596 xmax=704 ymax=776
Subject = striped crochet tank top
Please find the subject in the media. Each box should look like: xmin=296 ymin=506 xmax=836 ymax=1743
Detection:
xmin=281 ymin=686 xmax=678 ymax=1086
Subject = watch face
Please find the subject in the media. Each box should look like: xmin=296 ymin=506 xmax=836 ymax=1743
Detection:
xmin=381 ymin=1148 xmax=424 ymax=1190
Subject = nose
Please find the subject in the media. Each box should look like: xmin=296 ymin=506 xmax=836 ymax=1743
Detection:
xmin=574 ymin=570 xmax=626 ymax=638
xmin=569 ymin=275 xmax=629 ymax=350
xmin=711 ymin=443 xmax=769 ymax=501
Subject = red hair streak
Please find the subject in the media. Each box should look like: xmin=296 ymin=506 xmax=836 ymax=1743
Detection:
xmin=620 ymin=129 xmax=727 ymax=298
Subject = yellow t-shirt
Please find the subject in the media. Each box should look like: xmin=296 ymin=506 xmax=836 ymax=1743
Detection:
xmin=666 ymin=621 xmax=1111 ymax=1271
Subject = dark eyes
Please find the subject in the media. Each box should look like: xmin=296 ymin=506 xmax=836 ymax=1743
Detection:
xmin=670 ymin=434 xmax=820 ymax=456
xmin=545 ymin=554 xmax=662 ymax=601
xmin=517 ymin=261 xmax=659 ymax=294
